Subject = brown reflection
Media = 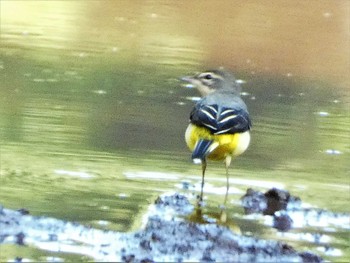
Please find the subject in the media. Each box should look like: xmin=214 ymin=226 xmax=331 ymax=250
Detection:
xmin=175 ymin=0 xmax=349 ymax=86
xmin=1 ymin=0 xmax=348 ymax=86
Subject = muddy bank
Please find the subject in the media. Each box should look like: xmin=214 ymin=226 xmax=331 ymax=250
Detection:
xmin=0 ymin=191 xmax=327 ymax=262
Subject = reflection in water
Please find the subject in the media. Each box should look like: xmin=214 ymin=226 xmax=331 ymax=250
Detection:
xmin=0 ymin=0 xmax=349 ymax=262
xmin=2 ymin=1 xmax=349 ymax=83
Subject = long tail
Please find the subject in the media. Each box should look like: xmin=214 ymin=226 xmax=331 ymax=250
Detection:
xmin=192 ymin=139 xmax=218 ymax=164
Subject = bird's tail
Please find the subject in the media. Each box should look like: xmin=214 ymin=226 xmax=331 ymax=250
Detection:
xmin=192 ymin=139 xmax=219 ymax=164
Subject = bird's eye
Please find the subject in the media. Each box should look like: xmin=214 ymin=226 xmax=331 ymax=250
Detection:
xmin=203 ymin=74 xmax=213 ymax=80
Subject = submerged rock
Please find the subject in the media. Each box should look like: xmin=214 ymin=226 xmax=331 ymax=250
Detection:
xmin=240 ymin=188 xmax=268 ymax=214
xmin=241 ymin=188 xmax=298 ymax=232
xmin=240 ymin=187 xmax=349 ymax=233
xmin=264 ymin=188 xmax=301 ymax=215
xmin=241 ymin=187 xmax=301 ymax=216
xmin=273 ymin=211 xmax=294 ymax=232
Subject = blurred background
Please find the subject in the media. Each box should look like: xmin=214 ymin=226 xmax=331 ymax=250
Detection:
xmin=0 ymin=0 xmax=349 ymax=261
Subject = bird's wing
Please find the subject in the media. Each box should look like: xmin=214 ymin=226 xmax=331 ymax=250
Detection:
xmin=190 ymin=97 xmax=251 ymax=134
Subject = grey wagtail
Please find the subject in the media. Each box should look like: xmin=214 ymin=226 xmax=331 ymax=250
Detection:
xmin=182 ymin=69 xmax=252 ymax=206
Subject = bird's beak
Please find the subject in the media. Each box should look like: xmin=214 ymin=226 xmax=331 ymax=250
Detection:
xmin=180 ymin=76 xmax=193 ymax=82
xmin=180 ymin=76 xmax=196 ymax=89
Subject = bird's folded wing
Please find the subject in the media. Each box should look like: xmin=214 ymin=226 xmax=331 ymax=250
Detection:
xmin=190 ymin=104 xmax=251 ymax=134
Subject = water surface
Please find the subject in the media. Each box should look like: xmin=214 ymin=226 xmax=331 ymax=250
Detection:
xmin=0 ymin=1 xmax=349 ymax=262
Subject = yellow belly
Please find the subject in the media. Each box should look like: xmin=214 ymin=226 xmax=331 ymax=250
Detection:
xmin=185 ymin=123 xmax=250 ymax=161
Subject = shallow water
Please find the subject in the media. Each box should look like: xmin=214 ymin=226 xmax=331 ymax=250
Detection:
xmin=0 ymin=1 xmax=349 ymax=262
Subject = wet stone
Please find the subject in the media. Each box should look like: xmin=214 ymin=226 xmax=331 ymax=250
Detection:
xmin=0 ymin=205 xmax=4 ymax=215
xmin=299 ymin=251 xmax=324 ymax=263
xmin=16 ymin=232 xmax=25 ymax=245
xmin=273 ymin=212 xmax=293 ymax=232
xmin=16 ymin=208 xmax=30 ymax=215
xmin=241 ymin=187 xmax=303 ymax=232
xmin=202 ymin=246 xmax=215 ymax=262
xmin=122 ymin=254 xmax=135 ymax=263
xmin=139 ymin=239 xmax=152 ymax=251
xmin=241 ymin=188 xmax=267 ymax=214
xmin=154 ymin=192 xmax=193 ymax=214
xmin=48 ymin=233 xmax=58 ymax=241
xmin=241 ymin=187 xmax=302 ymax=216
xmin=264 ymin=188 xmax=289 ymax=215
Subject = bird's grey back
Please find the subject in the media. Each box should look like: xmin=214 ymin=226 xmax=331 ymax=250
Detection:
xmin=200 ymin=91 xmax=248 ymax=112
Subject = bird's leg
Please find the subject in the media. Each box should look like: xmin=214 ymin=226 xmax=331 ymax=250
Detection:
xmin=198 ymin=159 xmax=207 ymax=205
xmin=193 ymin=159 xmax=207 ymax=221
xmin=224 ymin=155 xmax=232 ymax=206
xmin=220 ymin=155 xmax=232 ymax=223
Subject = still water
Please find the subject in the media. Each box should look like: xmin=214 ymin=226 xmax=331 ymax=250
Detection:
xmin=0 ymin=1 xmax=349 ymax=262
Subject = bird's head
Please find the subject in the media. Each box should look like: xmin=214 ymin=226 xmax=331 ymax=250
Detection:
xmin=182 ymin=69 xmax=241 ymax=97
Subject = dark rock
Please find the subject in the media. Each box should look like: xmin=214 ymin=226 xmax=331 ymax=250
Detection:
xmin=299 ymin=251 xmax=324 ymax=263
xmin=0 ymin=205 xmax=4 ymax=215
xmin=154 ymin=192 xmax=192 ymax=214
xmin=281 ymin=243 xmax=296 ymax=254
xmin=140 ymin=239 xmax=152 ymax=251
xmin=16 ymin=232 xmax=25 ymax=245
xmin=264 ymin=188 xmax=291 ymax=215
xmin=17 ymin=208 xmax=30 ymax=215
xmin=273 ymin=212 xmax=293 ymax=232
xmin=242 ymin=188 xmax=302 ymax=216
xmin=122 ymin=254 xmax=135 ymax=263
xmin=241 ymin=188 xmax=267 ymax=214
xmin=140 ymin=258 xmax=154 ymax=263
xmin=202 ymin=246 xmax=215 ymax=262
xmin=241 ymin=188 xmax=301 ymax=231
xmin=48 ymin=233 xmax=58 ymax=241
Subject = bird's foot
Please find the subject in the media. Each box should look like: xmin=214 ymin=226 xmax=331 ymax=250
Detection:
xmin=219 ymin=204 xmax=227 ymax=223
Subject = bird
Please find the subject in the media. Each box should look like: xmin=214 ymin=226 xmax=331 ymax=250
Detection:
xmin=182 ymin=69 xmax=252 ymax=208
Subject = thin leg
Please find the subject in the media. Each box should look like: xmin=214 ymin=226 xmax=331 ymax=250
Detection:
xmin=220 ymin=155 xmax=232 ymax=223
xmin=199 ymin=159 xmax=207 ymax=203
xmin=223 ymin=155 xmax=232 ymax=206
